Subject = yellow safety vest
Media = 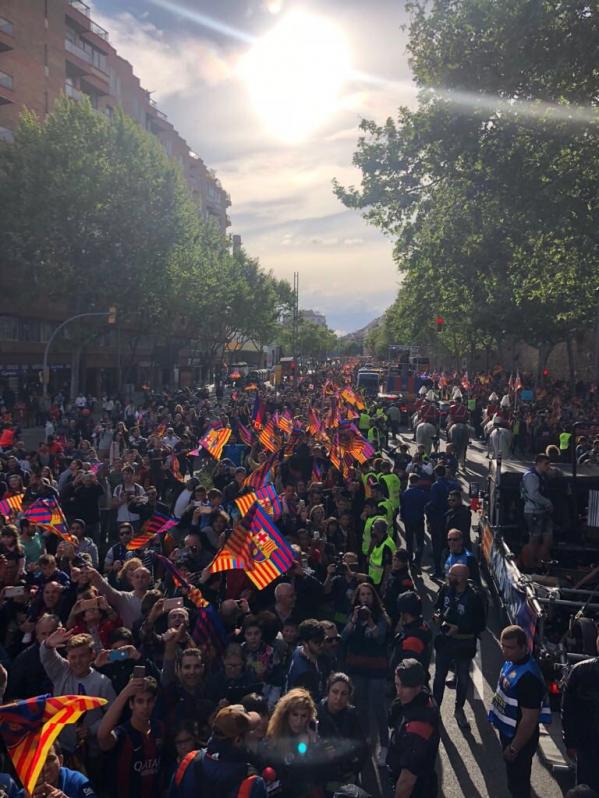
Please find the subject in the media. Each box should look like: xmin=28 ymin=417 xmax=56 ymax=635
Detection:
xmin=377 ymin=498 xmax=395 ymax=527
xmin=358 ymin=413 xmax=371 ymax=432
xmin=361 ymin=514 xmax=386 ymax=556
xmin=368 ymin=535 xmax=397 ymax=585
xmin=361 ymin=471 xmax=378 ymax=499
xmin=380 ymin=473 xmax=401 ymax=510
xmin=559 ymin=432 xmax=572 ymax=451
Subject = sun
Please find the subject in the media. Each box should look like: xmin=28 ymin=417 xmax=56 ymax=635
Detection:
xmin=239 ymin=11 xmax=351 ymax=143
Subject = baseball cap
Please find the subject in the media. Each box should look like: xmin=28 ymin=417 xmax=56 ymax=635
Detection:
xmin=212 ymin=705 xmax=260 ymax=740
xmin=396 ymin=590 xmax=422 ymax=617
xmin=395 ymin=658 xmax=426 ymax=687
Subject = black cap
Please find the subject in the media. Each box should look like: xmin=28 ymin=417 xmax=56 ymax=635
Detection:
xmin=395 ymin=658 xmax=426 ymax=687
xmin=396 ymin=590 xmax=422 ymax=617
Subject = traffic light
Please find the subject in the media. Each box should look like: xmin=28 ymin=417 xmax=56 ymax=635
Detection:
xmin=435 ymin=315 xmax=445 ymax=332
xmin=107 ymin=305 xmax=117 ymax=325
xmin=543 ymin=368 xmax=550 ymax=378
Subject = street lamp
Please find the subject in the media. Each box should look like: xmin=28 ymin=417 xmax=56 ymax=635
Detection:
xmin=42 ymin=306 xmax=117 ymax=399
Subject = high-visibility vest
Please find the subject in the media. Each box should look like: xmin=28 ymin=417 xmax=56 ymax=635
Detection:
xmin=559 ymin=432 xmax=572 ymax=451
xmin=362 ymin=513 xmax=385 ymax=556
xmin=380 ymin=473 xmax=401 ymax=509
xmin=377 ymin=498 xmax=395 ymax=527
xmin=368 ymin=535 xmax=397 ymax=585
xmin=358 ymin=413 xmax=371 ymax=432
xmin=489 ymin=657 xmax=552 ymax=739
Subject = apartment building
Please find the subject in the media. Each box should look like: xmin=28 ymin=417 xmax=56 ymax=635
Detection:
xmin=0 ymin=0 xmax=231 ymax=230
xmin=0 ymin=0 xmax=230 ymax=395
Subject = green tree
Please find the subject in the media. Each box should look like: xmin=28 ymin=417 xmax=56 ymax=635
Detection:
xmin=279 ymin=318 xmax=338 ymax=360
xmin=335 ymin=0 xmax=599 ymax=379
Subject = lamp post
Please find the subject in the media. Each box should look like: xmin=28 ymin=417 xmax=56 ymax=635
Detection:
xmin=42 ymin=307 xmax=117 ymax=399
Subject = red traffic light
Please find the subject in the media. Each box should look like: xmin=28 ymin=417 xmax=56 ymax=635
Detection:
xmin=543 ymin=368 xmax=550 ymax=377
xmin=435 ymin=316 xmax=445 ymax=332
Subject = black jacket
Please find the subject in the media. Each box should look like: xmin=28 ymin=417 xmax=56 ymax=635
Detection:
xmin=561 ymin=656 xmax=599 ymax=752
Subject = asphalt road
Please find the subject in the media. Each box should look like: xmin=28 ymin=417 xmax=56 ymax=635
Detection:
xmin=360 ymin=431 xmax=575 ymax=798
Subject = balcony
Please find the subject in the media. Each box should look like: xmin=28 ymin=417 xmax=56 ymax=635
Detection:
xmin=65 ymin=36 xmax=92 ymax=64
xmin=67 ymin=0 xmax=91 ymax=15
xmin=0 ymin=17 xmax=14 ymax=52
xmin=0 ymin=69 xmax=14 ymax=105
xmin=65 ymin=36 xmax=109 ymax=82
xmin=149 ymin=97 xmax=168 ymax=121
xmin=64 ymin=81 xmax=84 ymax=102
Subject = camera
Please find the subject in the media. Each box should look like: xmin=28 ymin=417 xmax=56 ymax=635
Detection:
xmin=357 ymin=605 xmax=371 ymax=623
xmin=334 ymin=556 xmax=345 ymax=577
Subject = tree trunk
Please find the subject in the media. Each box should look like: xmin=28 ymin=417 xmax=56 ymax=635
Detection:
xmin=536 ymin=342 xmax=553 ymax=385
xmin=565 ymin=334 xmax=576 ymax=389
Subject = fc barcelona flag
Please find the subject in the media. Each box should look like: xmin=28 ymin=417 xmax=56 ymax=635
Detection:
xmin=247 ymin=503 xmax=294 ymax=589
xmin=251 ymin=394 xmax=266 ymax=430
xmin=24 ymin=500 xmax=53 ymax=525
xmin=0 ymin=493 xmax=23 ymax=517
xmin=0 ymin=694 xmax=107 ymax=794
xmin=199 ymin=426 xmax=231 ymax=460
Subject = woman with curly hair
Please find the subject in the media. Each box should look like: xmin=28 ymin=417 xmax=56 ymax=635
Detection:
xmin=264 ymin=688 xmax=325 ymax=798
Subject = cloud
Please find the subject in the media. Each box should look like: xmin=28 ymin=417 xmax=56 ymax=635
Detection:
xmin=343 ymin=237 xmax=364 ymax=246
xmin=92 ymin=10 xmax=236 ymax=96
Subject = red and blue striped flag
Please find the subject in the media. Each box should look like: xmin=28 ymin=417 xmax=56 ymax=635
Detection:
xmin=24 ymin=500 xmax=53 ymax=525
xmin=246 ymin=503 xmax=294 ymax=589
xmin=0 ymin=694 xmax=107 ymax=794
xmin=0 ymin=493 xmax=23 ymax=517
xmin=237 ymin=421 xmax=253 ymax=447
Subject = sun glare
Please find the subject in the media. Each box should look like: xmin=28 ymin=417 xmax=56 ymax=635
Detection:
xmin=240 ymin=11 xmax=351 ymax=142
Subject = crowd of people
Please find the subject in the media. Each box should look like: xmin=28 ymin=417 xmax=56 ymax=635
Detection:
xmin=0 ymin=365 xmax=596 ymax=798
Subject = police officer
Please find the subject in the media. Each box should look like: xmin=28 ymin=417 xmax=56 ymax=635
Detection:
xmin=561 ymin=629 xmax=599 ymax=792
xmin=390 ymin=592 xmax=432 ymax=679
xmin=432 ymin=563 xmax=486 ymax=730
xmin=489 ymin=625 xmax=552 ymax=798
xmin=386 ymin=659 xmax=440 ymax=798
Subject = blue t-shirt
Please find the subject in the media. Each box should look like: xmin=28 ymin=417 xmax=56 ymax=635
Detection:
xmin=0 ymin=768 xmax=96 ymax=798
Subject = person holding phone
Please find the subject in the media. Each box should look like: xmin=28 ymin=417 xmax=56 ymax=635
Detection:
xmin=66 ymin=590 xmax=122 ymax=651
xmin=98 ymin=675 xmax=165 ymax=798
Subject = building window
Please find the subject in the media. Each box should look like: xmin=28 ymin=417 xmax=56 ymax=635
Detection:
xmin=0 ymin=316 xmax=19 ymax=341
xmin=19 ymin=319 xmax=41 ymax=342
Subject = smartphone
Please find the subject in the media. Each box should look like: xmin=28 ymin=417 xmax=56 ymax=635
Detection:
xmin=108 ymin=649 xmax=129 ymax=662
xmin=312 ymin=530 xmax=320 ymax=541
xmin=164 ymin=597 xmax=184 ymax=611
xmin=133 ymin=665 xmax=146 ymax=679
xmin=80 ymin=598 xmax=98 ymax=611
xmin=5 ymin=586 xmax=25 ymax=598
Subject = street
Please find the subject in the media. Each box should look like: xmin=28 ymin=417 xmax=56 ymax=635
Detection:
xmin=361 ymin=432 xmax=575 ymax=798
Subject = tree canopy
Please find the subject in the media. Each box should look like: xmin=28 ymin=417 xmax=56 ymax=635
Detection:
xmin=335 ymin=0 xmax=599 ymax=375
xmin=0 ymin=97 xmax=292 ymax=375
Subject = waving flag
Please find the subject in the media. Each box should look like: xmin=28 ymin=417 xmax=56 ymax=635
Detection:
xmin=199 ymin=426 xmax=232 ymax=460
xmin=0 ymin=694 xmax=107 ymax=794
xmin=311 ymin=460 xmax=324 ymax=482
xmin=340 ymin=386 xmax=366 ymax=411
xmin=235 ymin=483 xmax=282 ymax=520
xmin=247 ymin=504 xmax=294 ymax=589
xmin=514 ymin=371 xmax=523 ymax=391
xmin=325 ymin=397 xmax=340 ymax=430
xmin=258 ymin=418 xmax=279 ymax=453
xmin=127 ymin=510 xmax=177 ymax=550
xmin=24 ymin=500 xmax=53 ymax=525
xmin=243 ymin=449 xmax=280 ymax=489
xmin=237 ymin=421 xmax=254 ymax=447
xmin=209 ymin=525 xmax=252 ymax=574
xmin=170 ymin=453 xmax=185 ymax=483
xmin=152 ymin=553 xmax=208 ymax=608
xmin=307 ymin=408 xmax=322 ymax=436
xmin=36 ymin=498 xmax=79 ymax=547
xmin=0 ymin=493 xmax=23 ymax=517
xmin=209 ymin=504 xmax=294 ymax=590
xmin=276 ymin=411 xmax=293 ymax=436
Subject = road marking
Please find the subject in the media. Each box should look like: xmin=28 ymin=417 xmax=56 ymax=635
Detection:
xmin=472 ymin=654 xmax=486 ymax=701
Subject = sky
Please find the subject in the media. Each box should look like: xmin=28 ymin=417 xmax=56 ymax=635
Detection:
xmin=91 ymin=0 xmax=418 ymax=334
